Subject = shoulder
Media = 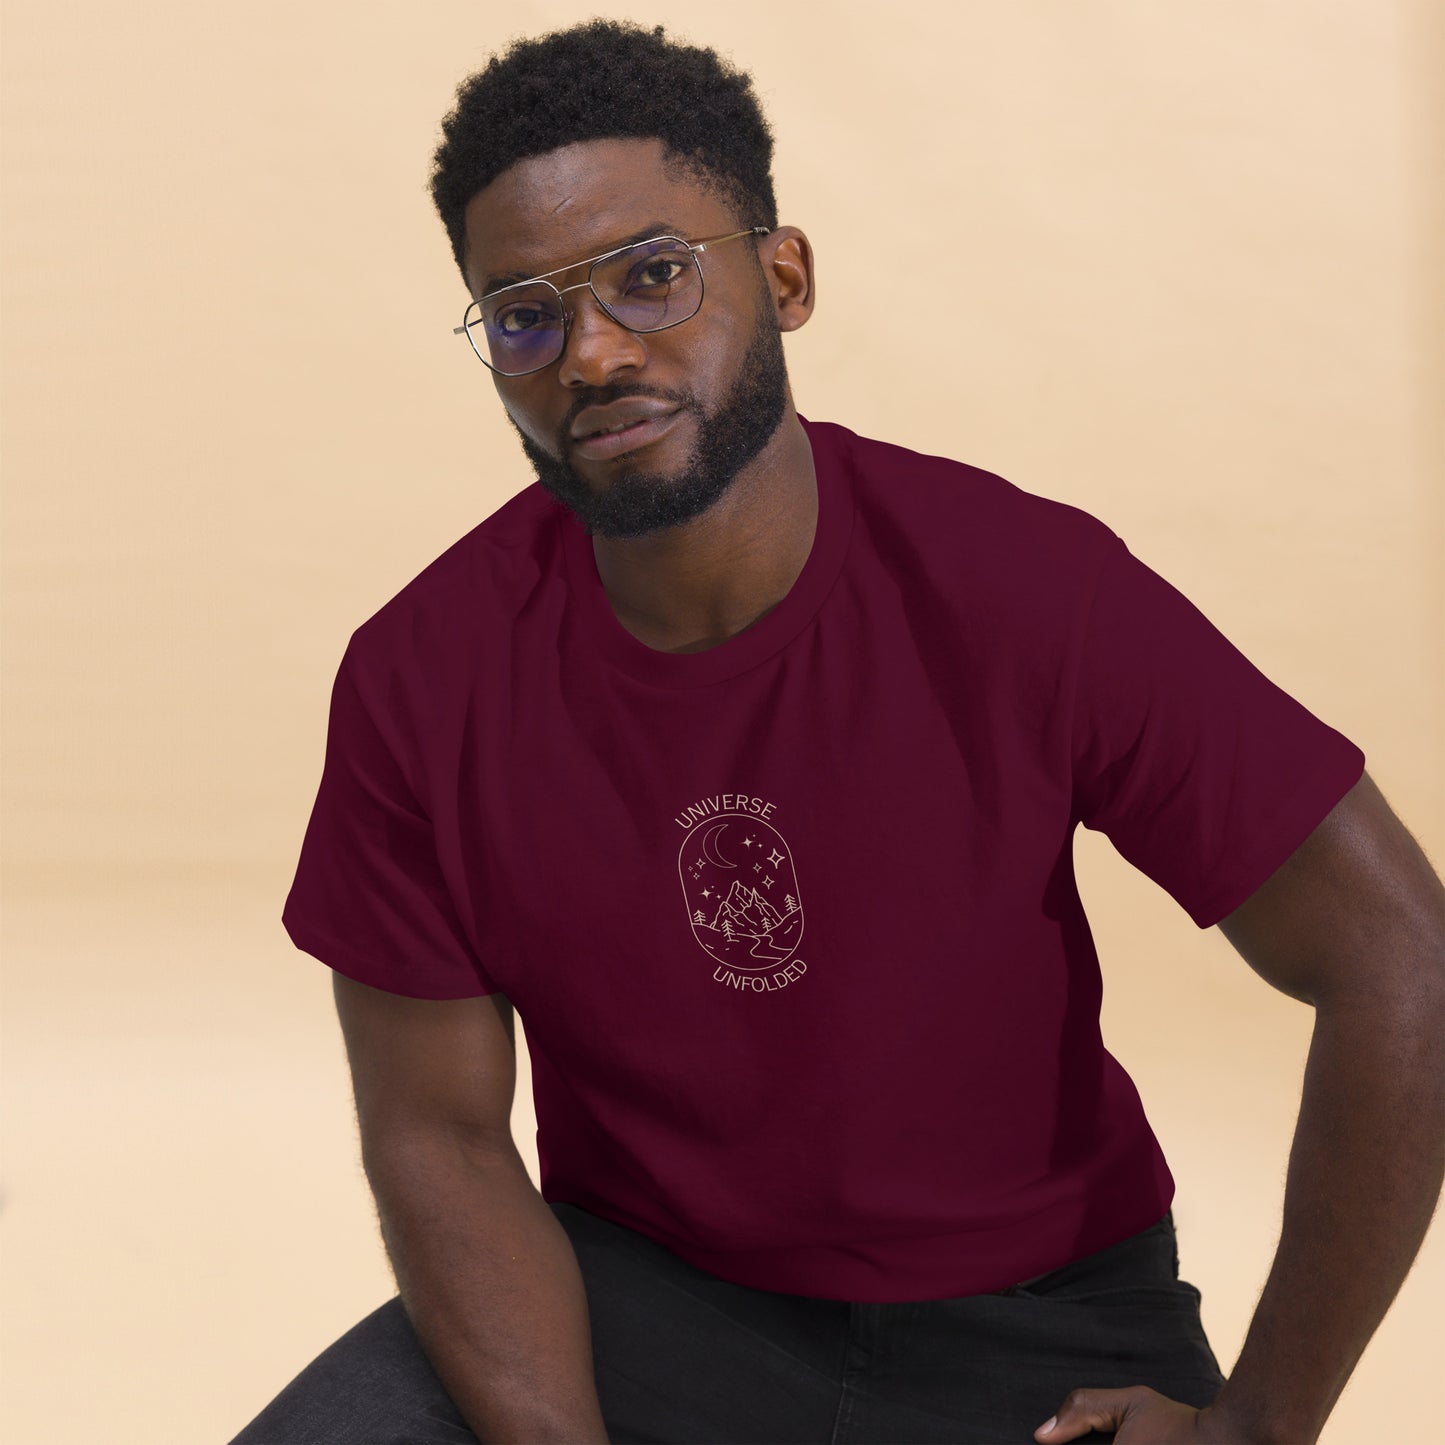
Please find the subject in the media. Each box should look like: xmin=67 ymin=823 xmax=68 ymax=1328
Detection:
xmin=807 ymin=416 xmax=1119 ymax=601
xmin=343 ymin=481 xmax=562 ymax=689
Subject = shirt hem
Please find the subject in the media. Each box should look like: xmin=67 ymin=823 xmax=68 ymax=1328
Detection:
xmin=1184 ymin=742 xmax=1366 ymax=929
xmin=545 ymin=1145 xmax=1175 ymax=1303
xmin=281 ymin=913 xmax=501 ymax=999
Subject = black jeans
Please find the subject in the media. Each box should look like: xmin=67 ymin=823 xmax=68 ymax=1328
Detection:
xmin=229 ymin=1202 xmax=1226 ymax=1444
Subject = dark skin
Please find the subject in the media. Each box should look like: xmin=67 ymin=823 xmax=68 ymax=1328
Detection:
xmin=461 ymin=136 xmax=817 ymax=654
xmin=1033 ymin=768 xmax=1445 ymax=1443
xmin=459 ymin=136 xmax=1445 ymax=1445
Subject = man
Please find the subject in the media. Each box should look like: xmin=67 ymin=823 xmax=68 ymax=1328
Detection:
xmin=232 ymin=20 xmax=1445 ymax=1445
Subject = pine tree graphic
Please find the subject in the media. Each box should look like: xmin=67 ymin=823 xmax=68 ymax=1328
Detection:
xmin=784 ymin=894 xmax=797 ymax=914
xmin=693 ymin=909 xmax=707 ymax=925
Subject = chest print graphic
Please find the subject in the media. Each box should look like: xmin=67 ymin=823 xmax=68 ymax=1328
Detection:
xmin=674 ymin=794 xmax=808 ymax=992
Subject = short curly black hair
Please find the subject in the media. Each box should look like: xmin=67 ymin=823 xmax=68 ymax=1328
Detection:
xmin=428 ymin=20 xmax=778 ymax=288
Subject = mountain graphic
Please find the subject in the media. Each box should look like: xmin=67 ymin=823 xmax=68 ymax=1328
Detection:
xmin=709 ymin=878 xmax=785 ymax=937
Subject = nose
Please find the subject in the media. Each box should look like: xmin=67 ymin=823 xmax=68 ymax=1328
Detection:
xmin=555 ymin=287 xmax=648 ymax=389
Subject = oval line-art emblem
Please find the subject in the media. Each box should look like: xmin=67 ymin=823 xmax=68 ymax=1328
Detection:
xmin=678 ymin=813 xmax=803 ymax=970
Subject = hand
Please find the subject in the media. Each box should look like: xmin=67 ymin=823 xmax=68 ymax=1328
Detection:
xmin=1035 ymin=1387 xmax=1257 ymax=1443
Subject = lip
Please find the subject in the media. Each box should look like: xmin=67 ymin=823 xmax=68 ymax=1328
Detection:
xmin=570 ymin=408 xmax=683 ymax=462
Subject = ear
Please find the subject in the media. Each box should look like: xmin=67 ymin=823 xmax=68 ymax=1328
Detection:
xmin=762 ymin=226 xmax=815 ymax=332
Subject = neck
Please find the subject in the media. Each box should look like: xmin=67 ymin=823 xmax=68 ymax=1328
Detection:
xmin=590 ymin=402 xmax=817 ymax=654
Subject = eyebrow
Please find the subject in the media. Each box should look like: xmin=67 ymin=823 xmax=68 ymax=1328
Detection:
xmin=480 ymin=222 xmax=685 ymax=297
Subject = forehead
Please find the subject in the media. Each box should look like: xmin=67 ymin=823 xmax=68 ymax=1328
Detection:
xmin=461 ymin=137 xmax=737 ymax=297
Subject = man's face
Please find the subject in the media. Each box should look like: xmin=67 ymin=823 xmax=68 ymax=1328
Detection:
xmin=461 ymin=138 xmax=791 ymax=539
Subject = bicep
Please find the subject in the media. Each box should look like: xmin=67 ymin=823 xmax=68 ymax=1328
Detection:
xmin=331 ymin=971 xmax=519 ymax=1162
xmin=1216 ymin=770 xmax=1445 ymax=1008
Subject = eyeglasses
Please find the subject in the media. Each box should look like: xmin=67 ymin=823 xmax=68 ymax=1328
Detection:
xmin=453 ymin=226 xmax=769 ymax=377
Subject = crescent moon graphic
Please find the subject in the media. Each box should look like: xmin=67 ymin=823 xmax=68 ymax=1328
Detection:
xmin=699 ymin=822 xmax=736 ymax=869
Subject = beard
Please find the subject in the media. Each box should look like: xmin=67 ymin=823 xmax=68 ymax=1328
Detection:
xmin=506 ymin=307 xmax=790 ymax=540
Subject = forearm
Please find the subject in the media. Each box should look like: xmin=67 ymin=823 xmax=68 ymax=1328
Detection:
xmin=1210 ymin=991 xmax=1445 ymax=1444
xmin=367 ymin=1130 xmax=611 ymax=1445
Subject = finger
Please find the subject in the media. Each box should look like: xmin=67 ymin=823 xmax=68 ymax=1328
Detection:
xmin=1036 ymin=1386 xmax=1144 ymax=1441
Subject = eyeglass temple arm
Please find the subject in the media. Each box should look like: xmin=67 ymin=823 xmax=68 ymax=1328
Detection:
xmin=691 ymin=225 xmax=771 ymax=254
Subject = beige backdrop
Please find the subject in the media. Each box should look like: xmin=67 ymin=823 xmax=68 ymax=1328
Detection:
xmin=2 ymin=2 xmax=1441 ymax=1442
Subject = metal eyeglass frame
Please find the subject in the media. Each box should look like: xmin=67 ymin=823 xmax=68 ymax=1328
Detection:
xmin=452 ymin=226 xmax=771 ymax=377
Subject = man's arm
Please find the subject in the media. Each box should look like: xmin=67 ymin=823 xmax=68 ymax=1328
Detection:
xmin=1201 ymin=769 xmax=1445 ymax=1443
xmin=332 ymin=973 xmax=611 ymax=1445
xmin=1038 ymin=768 xmax=1445 ymax=1445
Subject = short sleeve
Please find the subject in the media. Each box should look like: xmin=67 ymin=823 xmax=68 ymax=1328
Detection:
xmin=281 ymin=645 xmax=500 ymax=998
xmin=1070 ymin=533 xmax=1366 ymax=930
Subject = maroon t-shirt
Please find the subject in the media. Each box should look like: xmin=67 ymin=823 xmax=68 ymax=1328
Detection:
xmin=282 ymin=415 xmax=1364 ymax=1302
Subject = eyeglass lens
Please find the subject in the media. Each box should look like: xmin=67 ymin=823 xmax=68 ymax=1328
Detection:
xmin=464 ymin=238 xmax=703 ymax=374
